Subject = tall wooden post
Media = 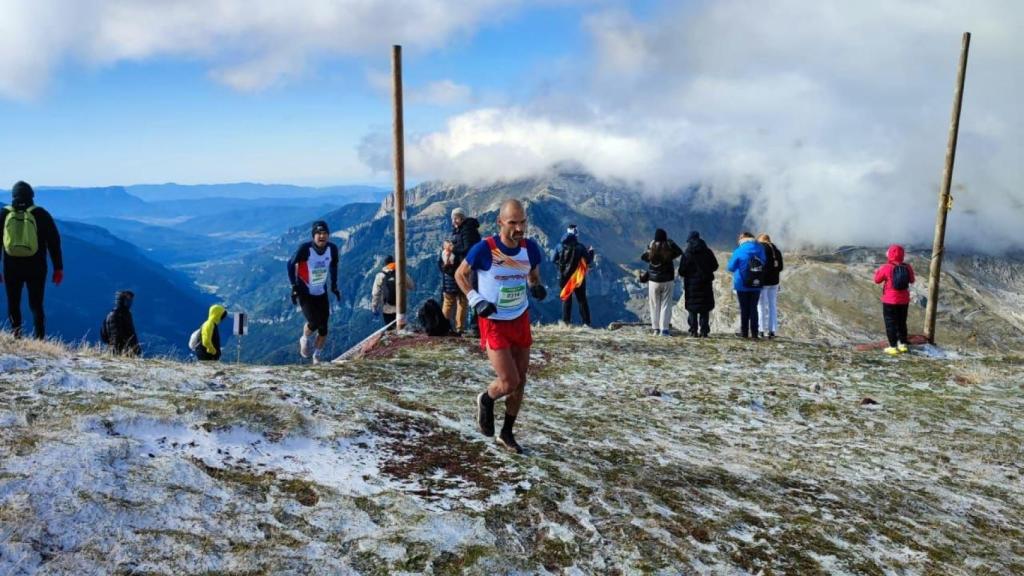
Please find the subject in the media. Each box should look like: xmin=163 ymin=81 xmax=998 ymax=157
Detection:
xmin=924 ymin=32 xmax=970 ymax=344
xmin=392 ymin=45 xmax=408 ymax=330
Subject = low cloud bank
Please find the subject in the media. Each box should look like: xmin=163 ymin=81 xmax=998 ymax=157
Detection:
xmin=366 ymin=1 xmax=1023 ymax=252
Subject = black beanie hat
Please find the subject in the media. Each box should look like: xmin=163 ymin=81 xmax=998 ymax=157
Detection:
xmin=654 ymin=228 xmax=668 ymax=242
xmin=311 ymin=220 xmax=329 ymax=236
xmin=688 ymin=231 xmax=700 ymax=241
xmin=384 ymin=255 xmax=395 ymax=265
xmin=12 ymin=181 xmax=34 ymax=207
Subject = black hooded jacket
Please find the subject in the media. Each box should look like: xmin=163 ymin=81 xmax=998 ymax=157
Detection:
xmin=1 ymin=203 xmax=63 ymax=273
xmin=678 ymin=234 xmax=719 ymax=312
xmin=760 ymin=241 xmax=784 ymax=286
xmin=451 ymin=217 xmax=482 ymax=264
xmin=553 ymin=234 xmax=594 ymax=280
xmin=100 ymin=292 xmax=141 ymax=356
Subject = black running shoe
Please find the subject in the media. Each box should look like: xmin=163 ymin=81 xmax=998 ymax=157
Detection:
xmin=477 ymin=392 xmax=494 ymax=437
xmin=496 ymin=430 xmax=523 ymax=454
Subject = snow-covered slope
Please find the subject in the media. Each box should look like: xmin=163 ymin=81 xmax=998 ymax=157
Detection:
xmin=1 ymin=329 xmax=1022 ymax=574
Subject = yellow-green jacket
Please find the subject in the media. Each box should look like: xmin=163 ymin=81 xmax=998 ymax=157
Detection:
xmin=201 ymin=304 xmax=226 ymax=355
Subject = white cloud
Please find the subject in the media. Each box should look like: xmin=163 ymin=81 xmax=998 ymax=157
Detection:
xmin=402 ymin=108 xmax=657 ymax=183
xmin=391 ymin=0 xmax=1024 ymax=251
xmin=409 ymin=79 xmax=473 ymax=106
xmin=0 ymin=0 xmax=522 ymax=98
xmin=365 ymin=70 xmax=473 ymax=107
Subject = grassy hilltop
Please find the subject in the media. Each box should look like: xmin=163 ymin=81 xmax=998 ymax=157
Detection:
xmin=1 ymin=327 xmax=1022 ymax=574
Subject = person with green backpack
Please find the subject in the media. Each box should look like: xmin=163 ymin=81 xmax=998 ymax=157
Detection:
xmin=1 ymin=181 xmax=63 ymax=339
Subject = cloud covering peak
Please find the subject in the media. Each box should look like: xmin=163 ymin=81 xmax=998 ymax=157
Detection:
xmin=381 ymin=1 xmax=1023 ymax=251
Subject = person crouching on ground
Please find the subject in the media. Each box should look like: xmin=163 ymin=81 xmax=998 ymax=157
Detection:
xmin=371 ymin=255 xmax=416 ymax=329
xmin=191 ymin=304 xmax=227 ymax=361
xmin=100 ymin=290 xmax=142 ymax=356
xmin=873 ymin=244 xmax=916 ymax=355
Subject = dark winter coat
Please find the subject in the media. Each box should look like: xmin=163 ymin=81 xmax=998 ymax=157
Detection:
xmin=760 ymin=241 xmax=784 ymax=286
xmin=0 ymin=204 xmax=63 ymax=273
xmin=678 ymin=237 xmax=719 ymax=312
xmin=100 ymin=292 xmax=142 ymax=356
xmin=451 ymin=217 xmax=482 ymax=265
xmin=641 ymin=239 xmax=683 ymax=283
xmin=553 ymin=235 xmax=594 ymax=280
xmin=438 ymin=253 xmax=460 ymax=294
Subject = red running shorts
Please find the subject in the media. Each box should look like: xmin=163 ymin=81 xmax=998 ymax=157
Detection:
xmin=478 ymin=311 xmax=532 ymax=351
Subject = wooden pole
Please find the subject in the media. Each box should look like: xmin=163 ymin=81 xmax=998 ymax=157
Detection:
xmin=392 ymin=45 xmax=408 ymax=330
xmin=924 ymin=32 xmax=970 ymax=344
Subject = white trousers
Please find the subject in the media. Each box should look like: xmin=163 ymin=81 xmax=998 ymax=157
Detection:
xmin=759 ymin=284 xmax=780 ymax=333
xmin=648 ymin=281 xmax=675 ymax=331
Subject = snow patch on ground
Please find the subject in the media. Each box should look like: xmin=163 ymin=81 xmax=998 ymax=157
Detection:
xmin=113 ymin=417 xmax=388 ymax=497
xmin=913 ymin=343 xmax=962 ymax=359
xmin=0 ymin=354 xmax=31 ymax=372
xmin=33 ymin=369 xmax=115 ymax=393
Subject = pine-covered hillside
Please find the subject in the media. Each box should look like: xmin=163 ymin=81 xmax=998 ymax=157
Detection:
xmin=2 ymin=327 xmax=1022 ymax=574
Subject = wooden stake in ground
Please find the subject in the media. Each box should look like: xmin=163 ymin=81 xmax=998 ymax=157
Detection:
xmin=392 ymin=45 xmax=408 ymax=330
xmin=925 ymin=32 xmax=971 ymax=344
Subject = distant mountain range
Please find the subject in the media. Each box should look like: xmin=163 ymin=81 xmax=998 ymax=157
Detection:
xmin=19 ymin=221 xmax=216 ymax=356
xmin=124 ymin=182 xmax=385 ymax=202
xmin=201 ymin=172 xmax=751 ymax=362
xmin=34 ymin=183 xmax=389 ymax=266
xmin=18 ymin=175 xmax=1021 ymax=363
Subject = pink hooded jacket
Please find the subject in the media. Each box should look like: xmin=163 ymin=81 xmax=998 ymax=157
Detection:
xmin=873 ymin=244 xmax=915 ymax=305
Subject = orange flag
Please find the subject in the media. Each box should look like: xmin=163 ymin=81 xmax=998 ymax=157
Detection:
xmin=560 ymin=259 xmax=589 ymax=301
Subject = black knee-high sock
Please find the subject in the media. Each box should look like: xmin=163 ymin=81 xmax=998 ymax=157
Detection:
xmin=502 ymin=412 xmax=517 ymax=435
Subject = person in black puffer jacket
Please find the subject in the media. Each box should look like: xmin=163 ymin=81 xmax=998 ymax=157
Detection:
xmin=641 ymin=228 xmax=683 ymax=335
xmin=677 ymin=231 xmax=719 ymax=337
xmin=450 ymin=207 xmax=482 ymax=334
xmin=100 ymin=290 xmax=142 ymax=356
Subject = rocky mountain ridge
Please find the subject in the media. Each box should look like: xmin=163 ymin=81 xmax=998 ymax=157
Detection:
xmin=201 ymin=172 xmax=1024 ymax=363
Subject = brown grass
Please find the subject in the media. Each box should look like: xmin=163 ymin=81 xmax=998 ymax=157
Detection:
xmin=0 ymin=331 xmax=71 ymax=359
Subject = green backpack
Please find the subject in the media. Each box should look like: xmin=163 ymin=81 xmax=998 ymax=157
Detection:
xmin=3 ymin=206 xmax=38 ymax=257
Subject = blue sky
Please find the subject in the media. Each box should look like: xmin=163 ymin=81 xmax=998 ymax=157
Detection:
xmin=0 ymin=1 xmax=591 ymax=187
xmin=0 ymin=0 xmax=1021 ymax=249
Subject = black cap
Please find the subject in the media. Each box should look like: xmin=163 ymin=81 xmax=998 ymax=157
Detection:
xmin=688 ymin=231 xmax=700 ymax=241
xmin=311 ymin=220 xmax=329 ymax=236
xmin=384 ymin=255 xmax=395 ymax=265
xmin=654 ymin=228 xmax=668 ymax=242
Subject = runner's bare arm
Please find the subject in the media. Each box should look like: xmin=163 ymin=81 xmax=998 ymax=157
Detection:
xmin=455 ymin=260 xmax=474 ymax=294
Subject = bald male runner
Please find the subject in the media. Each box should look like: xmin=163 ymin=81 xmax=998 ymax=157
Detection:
xmin=455 ymin=199 xmax=547 ymax=454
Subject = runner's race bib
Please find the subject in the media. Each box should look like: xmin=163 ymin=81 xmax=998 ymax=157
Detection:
xmin=310 ymin=263 xmax=328 ymax=288
xmin=497 ymin=285 xmax=526 ymax=311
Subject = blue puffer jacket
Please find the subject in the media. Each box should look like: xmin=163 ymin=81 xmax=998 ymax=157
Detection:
xmin=726 ymin=240 xmax=767 ymax=292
